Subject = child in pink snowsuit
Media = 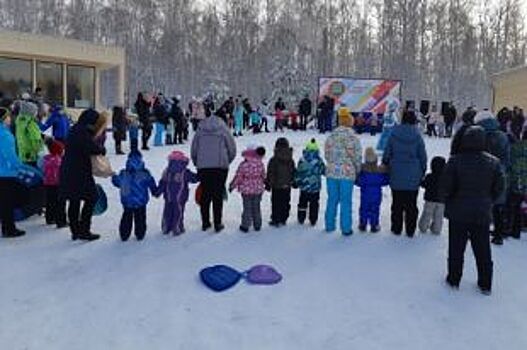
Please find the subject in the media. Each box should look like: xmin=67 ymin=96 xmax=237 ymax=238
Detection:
xmin=229 ymin=147 xmax=266 ymax=232
xmin=157 ymin=151 xmax=199 ymax=235
xmin=42 ymin=140 xmax=67 ymax=228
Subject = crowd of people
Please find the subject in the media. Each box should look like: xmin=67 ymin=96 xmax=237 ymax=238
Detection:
xmin=2 ymin=85 xmax=527 ymax=296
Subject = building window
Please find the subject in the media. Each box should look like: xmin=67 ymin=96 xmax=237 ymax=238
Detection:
xmin=37 ymin=61 xmax=63 ymax=106
xmin=0 ymin=57 xmax=32 ymax=101
xmin=67 ymin=65 xmax=95 ymax=108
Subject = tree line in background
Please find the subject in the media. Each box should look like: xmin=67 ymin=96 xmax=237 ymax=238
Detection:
xmin=0 ymin=0 xmax=525 ymax=108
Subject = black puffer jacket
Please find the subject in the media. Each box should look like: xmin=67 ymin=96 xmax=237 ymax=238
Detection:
xmin=440 ymin=126 xmax=505 ymax=225
xmin=267 ymin=138 xmax=296 ymax=189
xmin=60 ymin=109 xmax=106 ymax=201
xmin=421 ymin=156 xmax=446 ymax=202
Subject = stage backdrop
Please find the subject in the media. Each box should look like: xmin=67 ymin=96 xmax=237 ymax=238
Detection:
xmin=318 ymin=77 xmax=402 ymax=114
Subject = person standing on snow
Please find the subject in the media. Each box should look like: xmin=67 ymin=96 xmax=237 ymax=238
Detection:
xmin=382 ymin=110 xmax=427 ymax=237
xmin=324 ymin=110 xmax=362 ymax=236
xmin=191 ymin=112 xmax=236 ymax=233
xmin=441 ymin=126 xmax=504 ymax=295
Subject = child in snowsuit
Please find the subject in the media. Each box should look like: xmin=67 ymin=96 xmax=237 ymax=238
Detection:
xmin=294 ymin=139 xmax=325 ymax=226
xmin=250 ymin=110 xmax=262 ymax=134
xmin=42 ymin=139 xmax=67 ymax=228
xmin=112 ymin=151 xmax=158 ymax=241
xmin=418 ymin=156 xmax=446 ymax=234
xmin=157 ymin=151 xmax=199 ymax=235
xmin=356 ymin=147 xmax=389 ymax=232
xmin=229 ymin=147 xmax=266 ymax=232
xmin=267 ymin=138 xmax=296 ymax=227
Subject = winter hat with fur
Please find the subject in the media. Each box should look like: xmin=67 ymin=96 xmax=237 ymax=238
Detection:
xmin=168 ymin=150 xmax=188 ymax=162
xmin=364 ymin=147 xmax=378 ymax=164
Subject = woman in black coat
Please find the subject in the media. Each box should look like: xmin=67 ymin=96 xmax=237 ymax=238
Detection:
xmin=134 ymin=93 xmax=152 ymax=150
xmin=112 ymin=106 xmax=128 ymax=155
xmin=60 ymin=109 xmax=106 ymax=241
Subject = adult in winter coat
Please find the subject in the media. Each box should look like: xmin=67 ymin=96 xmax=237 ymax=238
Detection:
xmin=40 ymin=105 xmax=70 ymax=142
xmin=510 ymin=107 xmax=525 ymax=141
xmin=157 ymin=151 xmax=199 ymax=235
xmin=298 ymin=95 xmax=313 ymax=130
xmin=112 ymin=106 xmax=128 ymax=155
xmin=15 ymin=101 xmax=44 ymax=165
xmin=450 ymin=109 xmax=476 ymax=155
xmin=440 ymin=126 xmax=504 ymax=295
xmin=476 ymin=111 xmax=510 ymax=246
xmin=153 ymin=96 xmax=168 ymax=146
xmin=294 ymin=139 xmax=325 ymax=226
xmin=170 ymin=97 xmax=186 ymax=144
xmin=60 ymin=109 xmax=107 ymax=241
xmin=496 ymin=107 xmax=512 ymax=133
xmin=508 ymin=130 xmax=527 ymax=239
xmin=191 ymin=113 xmax=237 ymax=232
xmin=324 ymin=111 xmax=362 ymax=236
xmin=134 ymin=93 xmax=152 ymax=150
xmin=318 ymin=95 xmax=334 ymax=133
xmin=267 ymin=138 xmax=296 ymax=226
xmin=112 ymin=151 xmax=158 ymax=241
xmin=444 ymin=102 xmax=457 ymax=137
xmin=382 ymin=110 xmax=427 ymax=237
xmin=0 ymin=107 xmax=25 ymax=238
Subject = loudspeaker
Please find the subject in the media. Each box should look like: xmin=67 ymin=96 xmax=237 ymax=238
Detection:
xmin=420 ymin=100 xmax=430 ymax=115
xmin=406 ymin=100 xmax=415 ymax=110
xmin=441 ymin=102 xmax=450 ymax=116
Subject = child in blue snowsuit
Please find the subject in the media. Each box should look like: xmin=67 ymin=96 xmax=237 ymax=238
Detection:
xmin=294 ymin=139 xmax=325 ymax=226
xmin=356 ymin=147 xmax=389 ymax=233
xmin=39 ymin=106 xmax=70 ymax=142
xmin=112 ymin=151 xmax=158 ymax=241
xmin=156 ymin=151 xmax=199 ymax=235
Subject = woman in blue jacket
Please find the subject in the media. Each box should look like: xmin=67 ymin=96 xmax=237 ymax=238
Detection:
xmin=382 ymin=110 xmax=427 ymax=237
xmin=0 ymin=107 xmax=25 ymax=238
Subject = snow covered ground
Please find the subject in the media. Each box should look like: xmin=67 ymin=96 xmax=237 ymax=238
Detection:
xmin=1 ymin=130 xmax=527 ymax=350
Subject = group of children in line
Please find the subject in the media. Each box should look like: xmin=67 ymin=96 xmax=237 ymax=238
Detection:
xmin=42 ymin=134 xmax=446 ymax=242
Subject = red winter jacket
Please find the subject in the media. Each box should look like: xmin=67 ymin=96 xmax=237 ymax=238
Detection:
xmin=230 ymin=150 xmax=266 ymax=195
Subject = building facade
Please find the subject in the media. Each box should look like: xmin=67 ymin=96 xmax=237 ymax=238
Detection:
xmin=492 ymin=65 xmax=527 ymax=112
xmin=0 ymin=30 xmax=125 ymax=113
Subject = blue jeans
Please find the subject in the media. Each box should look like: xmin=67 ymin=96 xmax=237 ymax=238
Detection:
xmin=154 ymin=122 xmax=165 ymax=146
xmin=325 ymin=178 xmax=353 ymax=233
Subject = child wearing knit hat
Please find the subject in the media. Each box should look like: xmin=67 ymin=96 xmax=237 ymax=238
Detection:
xmin=156 ymin=151 xmax=199 ymax=235
xmin=355 ymin=147 xmax=389 ymax=233
xmin=294 ymin=139 xmax=325 ymax=226
xmin=112 ymin=150 xmax=158 ymax=241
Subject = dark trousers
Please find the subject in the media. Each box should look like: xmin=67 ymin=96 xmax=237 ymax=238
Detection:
xmin=492 ymin=204 xmax=507 ymax=239
xmin=508 ymin=193 xmax=523 ymax=238
xmin=67 ymin=198 xmax=95 ymax=236
xmin=300 ymin=113 xmax=309 ymax=130
xmin=119 ymin=206 xmax=147 ymax=241
xmin=0 ymin=178 xmax=18 ymax=235
xmin=426 ymin=124 xmax=437 ymax=136
xmin=298 ymin=191 xmax=320 ymax=225
xmin=447 ymin=221 xmax=493 ymax=291
xmin=260 ymin=117 xmax=269 ymax=132
xmin=198 ymin=169 xmax=228 ymax=227
xmin=271 ymin=188 xmax=291 ymax=224
xmin=445 ymin=122 xmax=454 ymax=137
xmin=391 ymin=190 xmax=419 ymax=236
xmin=141 ymin=127 xmax=152 ymax=149
xmin=45 ymin=185 xmax=66 ymax=225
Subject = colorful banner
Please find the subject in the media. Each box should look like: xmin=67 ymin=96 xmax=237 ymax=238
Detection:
xmin=318 ymin=77 xmax=402 ymax=114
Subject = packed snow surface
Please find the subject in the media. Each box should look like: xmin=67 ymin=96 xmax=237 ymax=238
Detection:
xmin=1 ymin=131 xmax=526 ymax=350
